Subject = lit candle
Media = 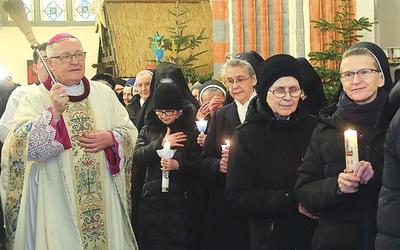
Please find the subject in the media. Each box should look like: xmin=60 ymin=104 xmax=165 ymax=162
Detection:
xmin=221 ymin=139 xmax=230 ymax=151
xmin=344 ymin=129 xmax=359 ymax=171
xmin=195 ymin=118 xmax=208 ymax=134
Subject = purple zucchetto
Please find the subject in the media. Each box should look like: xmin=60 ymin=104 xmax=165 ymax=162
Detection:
xmin=48 ymin=33 xmax=76 ymax=45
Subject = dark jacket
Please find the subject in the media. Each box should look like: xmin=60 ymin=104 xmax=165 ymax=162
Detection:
xmin=131 ymin=63 xmax=201 ymax=236
xmin=133 ymin=101 xmax=203 ymax=250
xmin=225 ymin=98 xmax=318 ymax=250
xmin=198 ymin=101 xmax=249 ymax=250
xmin=295 ymin=96 xmax=392 ymax=250
xmin=125 ymin=94 xmax=141 ymax=126
xmin=376 ymin=81 xmax=400 ymax=250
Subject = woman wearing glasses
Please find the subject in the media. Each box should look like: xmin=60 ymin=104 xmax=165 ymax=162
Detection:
xmin=295 ymin=42 xmax=395 ymax=250
xmin=133 ymin=83 xmax=203 ymax=249
xmin=225 ymin=54 xmax=318 ymax=249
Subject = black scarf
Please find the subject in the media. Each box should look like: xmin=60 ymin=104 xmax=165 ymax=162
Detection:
xmin=337 ymin=89 xmax=388 ymax=127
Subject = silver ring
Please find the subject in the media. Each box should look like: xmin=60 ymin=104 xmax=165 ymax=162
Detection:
xmin=59 ymin=93 xmax=65 ymax=98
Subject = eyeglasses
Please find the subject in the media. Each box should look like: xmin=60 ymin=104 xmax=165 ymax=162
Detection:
xmin=339 ymin=68 xmax=381 ymax=82
xmin=154 ymin=109 xmax=175 ymax=117
xmin=224 ymin=75 xmax=252 ymax=86
xmin=268 ymin=87 xmax=303 ymax=98
xmin=50 ymin=52 xmax=86 ymax=63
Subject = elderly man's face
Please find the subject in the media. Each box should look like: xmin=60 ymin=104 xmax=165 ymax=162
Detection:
xmin=48 ymin=38 xmax=85 ymax=86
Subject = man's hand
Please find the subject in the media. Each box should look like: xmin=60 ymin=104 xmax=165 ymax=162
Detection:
xmin=50 ymin=83 xmax=69 ymax=121
xmin=77 ymin=130 xmax=113 ymax=153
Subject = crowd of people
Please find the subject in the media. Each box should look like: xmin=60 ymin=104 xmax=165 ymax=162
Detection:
xmin=0 ymin=32 xmax=400 ymax=250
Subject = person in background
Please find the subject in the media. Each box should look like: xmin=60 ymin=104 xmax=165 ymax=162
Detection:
xmin=296 ymin=57 xmax=328 ymax=116
xmin=190 ymin=82 xmax=202 ymax=105
xmin=0 ymin=33 xmax=138 ymax=249
xmin=91 ymin=72 xmax=116 ymax=90
xmin=123 ymin=77 xmax=135 ymax=106
xmin=125 ymin=70 xmax=153 ymax=126
xmin=223 ymin=50 xmax=263 ymax=105
xmin=0 ymin=43 xmax=48 ymax=143
xmin=114 ymin=77 xmax=126 ymax=105
xmin=133 ymin=83 xmax=202 ymax=249
xmin=198 ymin=59 xmax=257 ymax=250
xmin=196 ymin=79 xmax=226 ymax=147
xmin=295 ymin=42 xmax=394 ymax=250
xmin=225 ymin=55 xmax=318 ymax=250
xmin=0 ymin=76 xmax=19 ymax=119
xmin=197 ymin=80 xmax=226 ymax=120
xmin=0 ymin=43 xmax=48 ymax=244
xmin=114 ymin=77 xmax=125 ymax=94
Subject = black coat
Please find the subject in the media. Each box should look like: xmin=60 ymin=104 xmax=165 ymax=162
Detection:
xmin=133 ymin=101 xmax=203 ymax=250
xmin=125 ymin=94 xmax=141 ymax=126
xmin=376 ymin=82 xmax=400 ymax=250
xmin=225 ymin=98 xmax=318 ymax=250
xmin=295 ymin=102 xmax=390 ymax=250
xmin=197 ymin=102 xmax=249 ymax=250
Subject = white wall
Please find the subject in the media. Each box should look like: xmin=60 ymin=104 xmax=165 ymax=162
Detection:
xmin=0 ymin=26 xmax=98 ymax=85
xmin=377 ymin=0 xmax=400 ymax=48
xmin=356 ymin=0 xmax=376 ymax=43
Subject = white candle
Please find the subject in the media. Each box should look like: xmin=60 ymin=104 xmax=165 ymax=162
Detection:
xmin=162 ymin=171 xmax=169 ymax=192
xmin=195 ymin=118 xmax=208 ymax=134
xmin=164 ymin=140 xmax=170 ymax=150
xmin=162 ymin=139 xmax=171 ymax=192
xmin=344 ymin=129 xmax=359 ymax=171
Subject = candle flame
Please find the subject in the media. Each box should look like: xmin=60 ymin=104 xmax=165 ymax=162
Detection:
xmin=226 ymin=140 xmax=230 ymax=145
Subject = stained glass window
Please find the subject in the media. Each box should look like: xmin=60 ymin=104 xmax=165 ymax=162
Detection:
xmin=73 ymin=0 xmax=95 ymax=21
xmin=3 ymin=0 xmax=94 ymax=25
xmin=23 ymin=0 xmax=35 ymax=21
xmin=41 ymin=0 xmax=66 ymax=21
xmin=7 ymin=0 xmax=34 ymax=21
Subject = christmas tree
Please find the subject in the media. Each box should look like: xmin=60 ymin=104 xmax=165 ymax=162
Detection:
xmin=149 ymin=1 xmax=212 ymax=84
xmin=308 ymin=0 xmax=374 ymax=101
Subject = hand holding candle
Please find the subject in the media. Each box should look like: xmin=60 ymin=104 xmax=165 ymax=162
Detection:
xmin=344 ymin=129 xmax=359 ymax=172
xmin=221 ymin=139 xmax=230 ymax=151
xmin=196 ymin=118 xmax=208 ymax=134
xmin=220 ymin=139 xmax=230 ymax=174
